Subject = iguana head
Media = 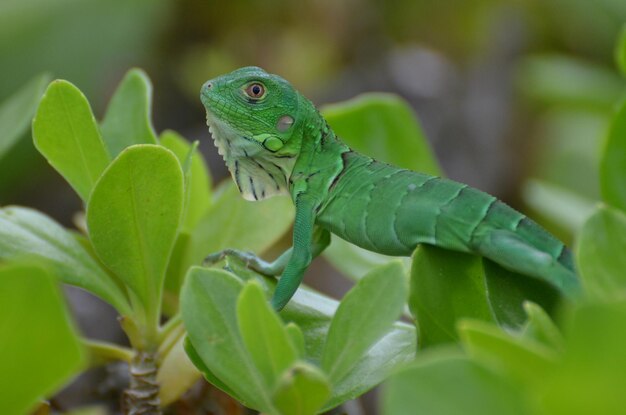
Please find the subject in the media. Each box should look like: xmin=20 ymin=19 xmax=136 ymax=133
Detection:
xmin=200 ymin=66 xmax=304 ymax=201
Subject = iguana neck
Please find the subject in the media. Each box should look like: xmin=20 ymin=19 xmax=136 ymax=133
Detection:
xmin=289 ymin=102 xmax=350 ymax=202
xmin=207 ymin=109 xmax=298 ymax=202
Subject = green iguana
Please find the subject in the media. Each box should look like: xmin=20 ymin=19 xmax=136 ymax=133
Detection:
xmin=200 ymin=66 xmax=580 ymax=310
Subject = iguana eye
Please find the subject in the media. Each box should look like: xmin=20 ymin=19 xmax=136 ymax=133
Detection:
xmin=244 ymin=83 xmax=265 ymax=100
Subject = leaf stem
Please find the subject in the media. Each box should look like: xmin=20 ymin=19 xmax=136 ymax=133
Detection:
xmin=83 ymin=339 xmax=134 ymax=366
xmin=158 ymin=313 xmax=182 ymax=343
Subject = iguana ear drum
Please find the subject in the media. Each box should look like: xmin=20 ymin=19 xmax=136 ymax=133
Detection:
xmin=263 ymin=136 xmax=284 ymax=151
xmin=276 ymin=115 xmax=294 ymax=132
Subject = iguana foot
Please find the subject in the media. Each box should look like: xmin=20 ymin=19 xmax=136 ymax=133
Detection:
xmin=203 ymin=248 xmax=286 ymax=277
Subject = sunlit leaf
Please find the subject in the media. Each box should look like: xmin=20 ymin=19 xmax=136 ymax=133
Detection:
xmin=87 ymin=145 xmax=183 ymax=325
xmin=32 ymin=80 xmax=110 ymax=201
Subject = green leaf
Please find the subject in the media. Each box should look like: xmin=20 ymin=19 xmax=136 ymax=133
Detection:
xmin=285 ymin=323 xmax=306 ymax=359
xmin=162 ymin=230 xmax=192 ymax=314
xmin=517 ymin=55 xmax=625 ymax=112
xmin=184 ymin=264 xmax=416 ymax=413
xmin=483 ymin=260 xmax=559 ymax=329
xmin=458 ymin=319 xmax=558 ymax=383
xmin=160 ymin=130 xmax=212 ymax=232
xmin=522 ymin=302 xmax=565 ymax=352
xmin=322 ymin=261 xmax=407 ymax=383
xmin=272 ymin=362 xmax=331 ymax=415
xmin=237 ymin=280 xmax=298 ymax=388
xmin=538 ymin=302 xmax=626 ymax=415
xmin=409 ymin=245 xmax=496 ymax=348
xmin=321 ymin=93 xmax=441 ymax=175
xmin=87 ymin=144 xmax=184 ymax=331
xmin=381 ymin=351 xmax=530 ymax=415
xmin=32 ymin=80 xmax=111 ymax=201
xmin=323 ymin=322 xmax=415 ymax=411
xmin=280 ymin=286 xmax=341 ymax=362
xmin=181 ymin=267 xmax=276 ymax=412
xmin=187 ymin=182 xmax=293 ymax=266
xmin=100 ymin=68 xmax=157 ymax=158
xmin=231 ymin=262 xmax=416 ymax=412
xmin=0 ymin=264 xmax=84 ymax=415
xmin=600 ymin=99 xmax=626 ymax=211
xmin=576 ymin=205 xmax=626 ymax=301
xmin=0 ymin=73 xmax=50 ymax=160
xmin=183 ymin=337 xmax=240 ymax=400
xmin=0 ymin=206 xmax=131 ymax=315
xmin=616 ymin=23 xmax=626 ymax=77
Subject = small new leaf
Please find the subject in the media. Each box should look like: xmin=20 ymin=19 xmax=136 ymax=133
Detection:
xmin=272 ymin=362 xmax=331 ymax=415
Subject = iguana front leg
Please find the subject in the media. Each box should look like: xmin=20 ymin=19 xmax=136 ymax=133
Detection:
xmin=204 ymin=220 xmax=330 ymax=277
xmin=270 ymin=194 xmax=320 ymax=310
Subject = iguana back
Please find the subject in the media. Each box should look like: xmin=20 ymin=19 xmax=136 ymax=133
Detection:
xmin=317 ymin=150 xmax=577 ymax=294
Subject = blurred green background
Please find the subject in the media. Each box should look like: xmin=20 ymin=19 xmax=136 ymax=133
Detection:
xmin=2 ymin=0 xmax=625 ymax=234
xmin=1 ymin=0 xmax=625 ymax=413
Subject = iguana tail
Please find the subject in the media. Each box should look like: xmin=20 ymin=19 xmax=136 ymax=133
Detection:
xmin=469 ymin=200 xmax=580 ymax=298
